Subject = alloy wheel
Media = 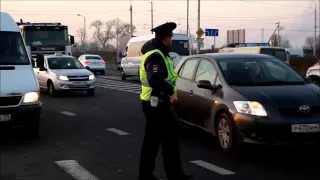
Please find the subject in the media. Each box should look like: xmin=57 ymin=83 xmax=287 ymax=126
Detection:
xmin=218 ymin=118 xmax=230 ymax=149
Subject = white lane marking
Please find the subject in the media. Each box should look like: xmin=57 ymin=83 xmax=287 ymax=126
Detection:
xmin=61 ymin=111 xmax=76 ymax=116
xmin=190 ymin=160 xmax=235 ymax=175
xmin=106 ymin=128 xmax=130 ymax=135
xmin=55 ymin=160 xmax=100 ymax=180
xmin=97 ymin=76 xmax=121 ymax=80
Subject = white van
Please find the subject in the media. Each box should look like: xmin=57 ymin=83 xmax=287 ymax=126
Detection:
xmin=120 ymin=34 xmax=189 ymax=80
xmin=219 ymin=46 xmax=289 ymax=63
xmin=0 ymin=12 xmax=41 ymax=138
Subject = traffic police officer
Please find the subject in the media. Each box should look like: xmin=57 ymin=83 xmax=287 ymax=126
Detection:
xmin=138 ymin=22 xmax=193 ymax=180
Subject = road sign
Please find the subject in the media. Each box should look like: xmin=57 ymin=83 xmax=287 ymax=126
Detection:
xmin=205 ymin=29 xmax=219 ymax=37
xmin=79 ymin=46 xmax=84 ymax=52
xmin=197 ymin=38 xmax=204 ymax=48
xmin=196 ymin=28 xmax=204 ymax=37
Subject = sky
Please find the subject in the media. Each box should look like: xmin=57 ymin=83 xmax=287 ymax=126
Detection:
xmin=0 ymin=0 xmax=317 ymax=49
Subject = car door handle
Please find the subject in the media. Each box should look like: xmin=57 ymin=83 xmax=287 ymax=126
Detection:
xmin=189 ymin=90 xmax=194 ymax=96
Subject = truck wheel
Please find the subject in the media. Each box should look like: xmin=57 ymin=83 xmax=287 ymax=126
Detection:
xmin=23 ymin=117 xmax=40 ymax=139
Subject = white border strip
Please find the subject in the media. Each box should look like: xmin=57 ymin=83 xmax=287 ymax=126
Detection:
xmin=190 ymin=160 xmax=235 ymax=175
xmin=55 ymin=160 xmax=100 ymax=180
xmin=106 ymin=128 xmax=130 ymax=135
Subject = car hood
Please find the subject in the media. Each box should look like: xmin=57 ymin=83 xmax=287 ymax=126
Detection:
xmin=232 ymin=84 xmax=320 ymax=108
xmin=0 ymin=65 xmax=39 ymax=96
xmin=50 ymin=69 xmax=92 ymax=76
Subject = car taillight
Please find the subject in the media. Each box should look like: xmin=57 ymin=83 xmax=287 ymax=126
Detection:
xmin=84 ymin=60 xmax=90 ymax=64
xmin=101 ymin=61 xmax=106 ymax=64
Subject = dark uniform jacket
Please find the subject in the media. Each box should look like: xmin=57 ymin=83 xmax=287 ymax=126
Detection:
xmin=141 ymin=38 xmax=175 ymax=101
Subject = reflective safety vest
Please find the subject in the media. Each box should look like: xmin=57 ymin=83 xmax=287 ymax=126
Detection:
xmin=139 ymin=49 xmax=178 ymax=101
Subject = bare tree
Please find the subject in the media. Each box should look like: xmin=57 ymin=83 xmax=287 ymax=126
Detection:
xmin=121 ymin=23 xmax=136 ymax=37
xmin=279 ymin=36 xmax=292 ymax=48
xmin=304 ymin=36 xmax=314 ymax=50
xmin=111 ymin=18 xmax=125 ymax=50
xmin=76 ymin=28 xmax=86 ymax=47
xmin=91 ymin=20 xmax=115 ymax=49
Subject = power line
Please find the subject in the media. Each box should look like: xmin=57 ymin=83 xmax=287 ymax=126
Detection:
xmin=9 ymin=10 xmax=128 ymax=16
xmin=238 ymin=0 xmax=313 ymax=9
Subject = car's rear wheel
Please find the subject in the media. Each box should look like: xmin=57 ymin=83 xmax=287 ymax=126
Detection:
xmin=121 ymin=68 xmax=127 ymax=80
xmin=100 ymin=70 xmax=105 ymax=75
xmin=217 ymin=113 xmax=236 ymax=152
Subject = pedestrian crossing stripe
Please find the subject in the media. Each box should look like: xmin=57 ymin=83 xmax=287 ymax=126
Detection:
xmin=96 ymin=78 xmax=141 ymax=94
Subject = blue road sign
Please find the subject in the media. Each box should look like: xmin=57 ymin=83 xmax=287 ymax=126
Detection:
xmin=79 ymin=46 xmax=84 ymax=52
xmin=205 ymin=29 xmax=219 ymax=37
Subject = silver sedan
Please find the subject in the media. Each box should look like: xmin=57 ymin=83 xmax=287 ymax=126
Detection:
xmin=33 ymin=53 xmax=96 ymax=96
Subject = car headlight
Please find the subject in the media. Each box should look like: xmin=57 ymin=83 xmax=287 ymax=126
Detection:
xmin=89 ymin=74 xmax=95 ymax=80
xmin=23 ymin=92 xmax=40 ymax=104
xmin=58 ymin=75 xmax=69 ymax=81
xmin=233 ymin=101 xmax=267 ymax=116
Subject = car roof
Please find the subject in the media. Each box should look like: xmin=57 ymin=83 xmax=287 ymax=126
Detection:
xmin=44 ymin=54 xmax=75 ymax=59
xmin=82 ymin=54 xmax=101 ymax=57
xmin=199 ymin=53 xmax=275 ymax=60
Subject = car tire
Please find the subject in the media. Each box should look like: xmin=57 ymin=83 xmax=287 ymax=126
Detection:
xmin=87 ymin=89 xmax=95 ymax=96
xmin=121 ymin=68 xmax=127 ymax=80
xmin=23 ymin=117 xmax=40 ymax=139
xmin=48 ymin=81 xmax=57 ymax=97
xmin=216 ymin=113 xmax=237 ymax=153
xmin=100 ymin=70 xmax=105 ymax=75
xmin=310 ymin=76 xmax=320 ymax=86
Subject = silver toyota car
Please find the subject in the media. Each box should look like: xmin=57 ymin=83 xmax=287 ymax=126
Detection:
xmin=33 ymin=53 xmax=96 ymax=96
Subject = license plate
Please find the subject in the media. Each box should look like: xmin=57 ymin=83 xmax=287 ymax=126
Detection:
xmin=292 ymin=124 xmax=320 ymax=133
xmin=73 ymin=82 xmax=86 ymax=86
xmin=0 ymin=114 xmax=11 ymax=122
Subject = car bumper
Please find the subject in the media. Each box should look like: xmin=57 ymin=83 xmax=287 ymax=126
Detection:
xmin=54 ymin=79 xmax=96 ymax=91
xmin=84 ymin=65 xmax=105 ymax=71
xmin=234 ymin=113 xmax=320 ymax=145
xmin=0 ymin=104 xmax=41 ymax=126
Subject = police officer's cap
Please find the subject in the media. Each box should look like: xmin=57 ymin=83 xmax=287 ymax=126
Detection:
xmin=151 ymin=22 xmax=177 ymax=38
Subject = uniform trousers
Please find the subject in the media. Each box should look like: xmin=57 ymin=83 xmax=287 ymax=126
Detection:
xmin=139 ymin=100 xmax=184 ymax=180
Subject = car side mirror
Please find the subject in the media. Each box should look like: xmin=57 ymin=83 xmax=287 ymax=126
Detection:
xmin=39 ymin=66 xmax=47 ymax=71
xmin=69 ymin=35 xmax=75 ymax=45
xmin=197 ymin=80 xmax=214 ymax=90
xmin=306 ymin=77 xmax=313 ymax=84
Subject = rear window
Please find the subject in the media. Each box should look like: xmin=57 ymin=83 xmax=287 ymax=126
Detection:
xmin=0 ymin=31 xmax=30 ymax=65
xmin=85 ymin=56 xmax=102 ymax=60
xmin=260 ymin=48 xmax=287 ymax=62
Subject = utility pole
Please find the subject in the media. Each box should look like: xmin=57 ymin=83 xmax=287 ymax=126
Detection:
xmin=318 ymin=0 xmax=320 ymax=56
xmin=130 ymin=0 xmax=133 ymax=37
xmin=151 ymin=1 xmax=154 ymax=33
xmin=275 ymin=21 xmax=280 ymax=46
xmin=77 ymin=14 xmax=86 ymax=54
xmin=187 ymin=0 xmax=189 ymax=35
xmin=197 ymin=0 xmax=200 ymax=54
xmin=314 ymin=6 xmax=317 ymax=56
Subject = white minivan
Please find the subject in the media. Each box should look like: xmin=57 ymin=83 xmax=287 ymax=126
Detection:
xmin=0 ymin=12 xmax=41 ymax=138
xmin=120 ymin=34 xmax=189 ymax=80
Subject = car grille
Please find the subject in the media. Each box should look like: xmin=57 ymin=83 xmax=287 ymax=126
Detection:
xmin=279 ymin=105 xmax=320 ymax=116
xmin=67 ymin=76 xmax=89 ymax=81
xmin=0 ymin=96 xmax=22 ymax=107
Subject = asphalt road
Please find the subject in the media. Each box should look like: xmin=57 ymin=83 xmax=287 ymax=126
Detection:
xmin=0 ymin=67 xmax=320 ymax=180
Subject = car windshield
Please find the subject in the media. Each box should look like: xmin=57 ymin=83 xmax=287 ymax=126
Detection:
xmin=217 ymin=58 xmax=306 ymax=86
xmin=171 ymin=40 xmax=189 ymax=56
xmin=47 ymin=57 xmax=84 ymax=69
xmin=24 ymin=27 xmax=68 ymax=46
xmin=0 ymin=31 xmax=30 ymax=65
xmin=260 ymin=48 xmax=288 ymax=62
xmin=85 ymin=56 xmax=102 ymax=60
